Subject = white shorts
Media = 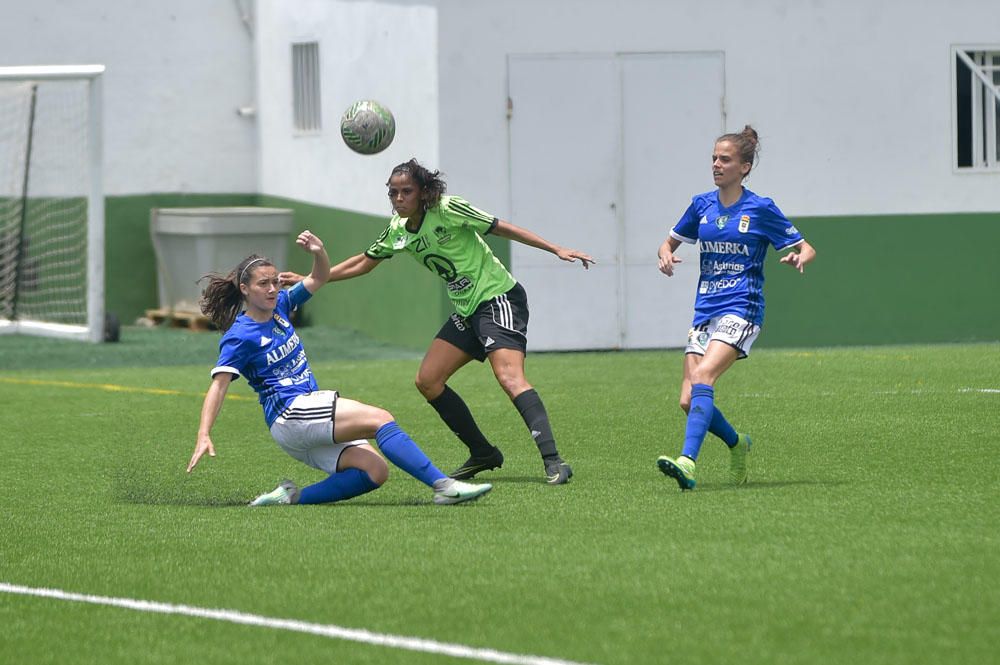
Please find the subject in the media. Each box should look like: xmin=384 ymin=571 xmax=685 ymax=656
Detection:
xmin=685 ymin=314 xmax=761 ymax=359
xmin=269 ymin=390 xmax=366 ymax=474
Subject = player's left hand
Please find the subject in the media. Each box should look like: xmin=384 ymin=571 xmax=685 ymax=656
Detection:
xmin=558 ymin=248 xmax=595 ymax=269
xmin=296 ymin=230 xmax=325 ymax=254
xmin=779 ymin=251 xmax=806 ymax=273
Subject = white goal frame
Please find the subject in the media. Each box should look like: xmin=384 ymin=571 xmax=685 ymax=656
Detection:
xmin=0 ymin=64 xmax=105 ymax=342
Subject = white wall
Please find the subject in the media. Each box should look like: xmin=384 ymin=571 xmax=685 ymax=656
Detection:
xmin=436 ymin=0 xmax=1000 ymax=219
xmin=254 ymin=0 xmax=439 ymax=216
xmin=0 ymin=0 xmax=257 ymax=196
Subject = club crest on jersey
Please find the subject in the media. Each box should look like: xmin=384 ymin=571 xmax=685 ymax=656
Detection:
xmin=739 ymin=215 xmax=751 ymax=233
xmin=271 ymin=325 xmax=287 ymax=338
xmin=715 ymin=215 xmax=729 ymax=229
xmin=433 ymin=226 xmax=453 ymax=244
xmin=392 ymin=235 xmax=407 ymax=250
xmin=272 ymin=312 xmax=290 ymax=328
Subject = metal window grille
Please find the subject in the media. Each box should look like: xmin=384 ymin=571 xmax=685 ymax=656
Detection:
xmin=955 ymin=48 xmax=1000 ymax=169
xmin=292 ymin=42 xmax=321 ymax=133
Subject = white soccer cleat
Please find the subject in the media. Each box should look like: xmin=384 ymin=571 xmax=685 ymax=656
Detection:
xmin=432 ymin=478 xmax=493 ymax=505
xmin=249 ymin=480 xmax=300 ymax=506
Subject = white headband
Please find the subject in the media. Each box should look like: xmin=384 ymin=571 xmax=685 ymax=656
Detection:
xmin=239 ymin=258 xmax=267 ymax=283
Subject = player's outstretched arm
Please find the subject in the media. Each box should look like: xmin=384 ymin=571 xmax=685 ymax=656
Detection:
xmin=297 ymin=230 xmax=332 ymax=294
xmin=778 ymin=240 xmax=816 ymax=274
xmin=493 ymin=220 xmax=595 ymax=269
xmin=187 ymin=373 xmax=232 ymax=473
xmin=279 ymin=252 xmax=379 ymax=287
xmin=658 ymin=237 xmax=683 ymax=277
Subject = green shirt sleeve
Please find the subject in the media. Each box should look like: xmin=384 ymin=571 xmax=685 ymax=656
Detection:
xmin=440 ymin=196 xmax=499 ymax=235
xmin=364 ymin=221 xmax=398 ymax=260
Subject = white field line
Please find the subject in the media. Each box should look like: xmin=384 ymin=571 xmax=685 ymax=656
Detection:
xmin=0 ymin=583 xmax=598 ymax=665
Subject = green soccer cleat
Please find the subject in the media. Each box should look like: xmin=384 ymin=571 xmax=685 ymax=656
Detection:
xmin=432 ymin=478 xmax=493 ymax=505
xmin=657 ymin=455 xmax=696 ymax=491
xmin=730 ymin=433 xmax=752 ymax=485
xmin=249 ymin=479 xmax=300 ymax=506
xmin=448 ymin=446 xmax=504 ymax=480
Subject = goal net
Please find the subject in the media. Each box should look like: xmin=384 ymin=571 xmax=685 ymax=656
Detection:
xmin=0 ymin=65 xmax=105 ymax=342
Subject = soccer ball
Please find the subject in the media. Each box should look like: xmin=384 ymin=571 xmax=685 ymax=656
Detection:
xmin=340 ymin=100 xmax=395 ymax=155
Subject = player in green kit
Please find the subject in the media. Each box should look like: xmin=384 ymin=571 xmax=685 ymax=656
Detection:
xmin=280 ymin=159 xmax=594 ymax=484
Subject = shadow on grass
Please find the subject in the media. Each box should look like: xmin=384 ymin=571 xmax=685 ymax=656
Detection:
xmin=116 ymin=486 xmax=492 ymax=508
xmin=691 ymin=479 xmax=849 ymax=493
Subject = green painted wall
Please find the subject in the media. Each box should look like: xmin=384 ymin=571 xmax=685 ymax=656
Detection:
xmin=104 ymin=197 xmax=998 ymax=348
xmin=759 ymin=212 xmax=1000 ymax=347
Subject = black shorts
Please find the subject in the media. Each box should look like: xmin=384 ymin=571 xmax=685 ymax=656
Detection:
xmin=435 ymin=282 xmax=529 ymax=362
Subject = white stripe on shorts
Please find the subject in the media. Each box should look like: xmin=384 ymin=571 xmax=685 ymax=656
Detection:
xmin=494 ymin=293 xmax=514 ymax=331
xmin=280 ymin=405 xmax=334 ymax=422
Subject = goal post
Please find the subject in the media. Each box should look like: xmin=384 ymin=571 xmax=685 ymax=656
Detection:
xmin=0 ymin=64 xmax=105 ymax=342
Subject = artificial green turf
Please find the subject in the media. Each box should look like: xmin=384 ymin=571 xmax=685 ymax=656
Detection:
xmin=1 ymin=334 xmax=998 ymax=664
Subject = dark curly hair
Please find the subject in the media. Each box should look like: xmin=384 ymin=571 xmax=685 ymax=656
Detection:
xmin=387 ymin=158 xmax=447 ymax=211
xmin=199 ymin=254 xmax=274 ymax=331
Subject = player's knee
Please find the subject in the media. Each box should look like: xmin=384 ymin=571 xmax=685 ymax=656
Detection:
xmin=371 ymin=406 xmax=394 ymax=429
xmin=499 ymin=376 xmax=531 ymax=399
xmin=367 ymin=458 xmax=389 ymax=485
xmin=414 ymin=371 xmax=442 ymax=399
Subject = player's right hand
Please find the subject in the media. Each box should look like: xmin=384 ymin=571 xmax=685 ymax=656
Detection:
xmin=279 ymin=271 xmax=304 ymax=286
xmin=187 ymin=435 xmax=216 ymax=473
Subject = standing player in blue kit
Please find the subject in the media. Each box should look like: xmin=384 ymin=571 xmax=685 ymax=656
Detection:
xmin=655 ymin=126 xmax=816 ymax=490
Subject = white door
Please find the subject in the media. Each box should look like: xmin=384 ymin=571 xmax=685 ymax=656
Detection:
xmin=508 ymin=52 xmax=725 ymax=350
xmin=508 ymin=54 xmax=622 ymax=350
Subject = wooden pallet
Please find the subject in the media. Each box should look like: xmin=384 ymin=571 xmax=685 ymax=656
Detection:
xmin=144 ymin=308 xmax=216 ymax=331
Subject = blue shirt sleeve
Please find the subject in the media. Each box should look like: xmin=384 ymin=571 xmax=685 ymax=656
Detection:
xmin=670 ymin=198 xmax=702 ymax=244
xmin=759 ymin=198 xmax=804 ymax=250
xmin=212 ymin=333 xmax=246 ymax=380
xmin=286 ymin=281 xmax=313 ymax=310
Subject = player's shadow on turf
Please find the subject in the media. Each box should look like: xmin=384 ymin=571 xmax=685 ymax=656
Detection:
xmin=693 ymin=479 xmax=848 ymax=492
xmin=117 ymin=492 xmax=249 ymax=507
xmin=490 ymin=475 xmax=561 ymax=485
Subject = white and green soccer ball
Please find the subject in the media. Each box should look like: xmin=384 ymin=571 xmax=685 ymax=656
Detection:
xmin=340 ymin=100 xmax=395 ymax=155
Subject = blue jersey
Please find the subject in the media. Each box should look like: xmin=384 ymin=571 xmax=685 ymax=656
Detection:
xmin=670 ymin=188 xmax=803 ymax=326
xmin=211 ymin=282 xmax=318 ymax=427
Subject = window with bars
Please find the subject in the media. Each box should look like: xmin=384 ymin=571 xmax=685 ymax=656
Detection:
xmin=954 ymin=48 xmax=1000 ymax=170
xmin=292 ymin=42 xmax=321 ymax=133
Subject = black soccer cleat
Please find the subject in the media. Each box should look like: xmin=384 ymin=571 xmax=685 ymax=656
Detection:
xmin=448 ymin=446 xmax=504 ymax=480
xmin=544 ymin=459 xmax=573 ymax=485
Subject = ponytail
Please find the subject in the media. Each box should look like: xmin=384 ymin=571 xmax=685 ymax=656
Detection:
xmin=199 ymin=254 xmax=273 ymax=331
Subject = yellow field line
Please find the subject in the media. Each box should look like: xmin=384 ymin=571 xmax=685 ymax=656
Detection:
xmin=0 ymin=376 xmax=255 ymax=401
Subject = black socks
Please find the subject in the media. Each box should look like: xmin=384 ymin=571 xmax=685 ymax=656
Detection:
xmin=512 ymin=388 xmax=559 ymax=461
xmin=428 ymin=385 xmax=493 ymax=456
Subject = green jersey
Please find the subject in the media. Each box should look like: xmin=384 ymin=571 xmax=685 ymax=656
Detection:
xmin=365 ymin=195 xmax=517 ymax=317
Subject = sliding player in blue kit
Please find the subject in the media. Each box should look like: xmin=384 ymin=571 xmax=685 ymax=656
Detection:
xmin=656 ymin=126 xmax=816 ymax=490
xmin=186 ymin=229 xmax=492 ymax=507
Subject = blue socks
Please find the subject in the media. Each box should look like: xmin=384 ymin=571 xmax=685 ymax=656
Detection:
xmin=681 ymin=384 xmax=716 ymax=460
xmin=298 ymin=468 xmax=379 ymax=505
xmin=375 ymin=421 xmax=446 ymax=487
xmin=710 ymin=406 xmax=739 ymax=448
